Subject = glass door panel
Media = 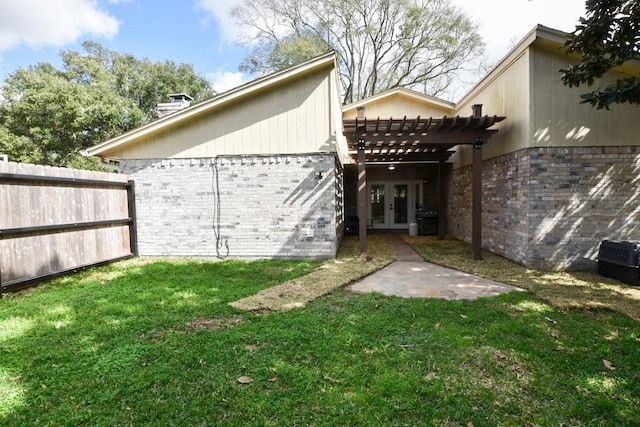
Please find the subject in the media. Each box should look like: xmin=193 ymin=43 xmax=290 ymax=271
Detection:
xmin=392 ymin=184 xmax=408 ymax=226
xmin=370 ymin=184 xmax=386 ymax=226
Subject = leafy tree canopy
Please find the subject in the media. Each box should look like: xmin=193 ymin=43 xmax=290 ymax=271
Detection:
xmin=0 ymin=41 xmax=214 ymax=169
xmin=232 ymin=0 xmax=485 ymax=104
xmin=561 ymin=0 xmax=640 ymax=109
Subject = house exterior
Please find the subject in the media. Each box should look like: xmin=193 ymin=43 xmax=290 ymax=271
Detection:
xmin=340 ymin=87 xmax=457 ymax=233
xmin=449 ymin=25 xmax=640 ymax=270
xmin=86 ymin=52 xmax=347 ymax=259
xmin=86 ymin=25 xmax=640 ymax=271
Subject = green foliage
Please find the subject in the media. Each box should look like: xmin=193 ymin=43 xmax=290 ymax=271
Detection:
xmin=233 ymin=0 xmax=484 ymax=103
xmin=0 ymin=41 xmax=214 ymax=169
xmin=241 ymin=32 xmax=332 ymax=75
xmin=561 ymin=0 xmax=640 ymax=109
xmin=1 ymin=256 xmax=639 ymax=425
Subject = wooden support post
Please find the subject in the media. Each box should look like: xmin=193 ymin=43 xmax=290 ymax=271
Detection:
xmin=472 ymin=137 xmax=483 ymax=260
xmin=127 ymin=180 xmax=139 ymax=257
xmin=438 ymin=160 xmax=446 ymax=240
xmin=357 ymin=139 xmax=367 ymax=261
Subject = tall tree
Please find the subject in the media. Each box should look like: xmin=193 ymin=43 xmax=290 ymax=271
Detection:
xmin=561 ymin=0 xmax=640 ymax=109
xmin=232 ymin=0 xmax=484 ymax=104
xmin=0 ymin=42 xmax=214 ymax=169
xmin=0 ymin=62 xmax=141 ymax=167
xmin=61 ymin=41 xmax=215 ymax=122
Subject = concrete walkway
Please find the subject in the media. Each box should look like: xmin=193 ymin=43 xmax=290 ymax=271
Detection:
xmin=348 ymin=234 xmax=524 ymax=300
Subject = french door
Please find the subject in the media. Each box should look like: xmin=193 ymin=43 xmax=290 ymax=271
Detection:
xmin=369 ymin=181 xmax=421 ymax=229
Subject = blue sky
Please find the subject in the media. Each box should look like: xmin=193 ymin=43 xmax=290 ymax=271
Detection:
xmin=0 ymin=0 xmax=586 ymax=100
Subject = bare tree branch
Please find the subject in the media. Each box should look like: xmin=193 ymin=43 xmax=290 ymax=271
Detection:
xmin=232 ymin=0 xmax=485 ymax=103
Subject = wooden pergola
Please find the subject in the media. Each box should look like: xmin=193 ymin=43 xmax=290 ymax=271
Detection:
xmin=342 ymin=104 xmax=506 ymax=261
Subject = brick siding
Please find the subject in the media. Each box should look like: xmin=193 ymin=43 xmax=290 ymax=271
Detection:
xmin=448 ymin=146 xmax=640 ymax=270
xmin=121 ymin=154 xmax=339 ymax=260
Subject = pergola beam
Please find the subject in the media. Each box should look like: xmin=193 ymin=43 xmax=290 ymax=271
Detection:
xmin=347 ymin=150 xmax=456 ymax=163
xmin=344 ymin=109 xmax=505 ymax=263
xmin=344 ymin=130 xmax=498 ymax=149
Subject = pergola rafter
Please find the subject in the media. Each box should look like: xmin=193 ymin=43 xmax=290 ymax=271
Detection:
xmin=343 ymin=107 xmax=506 ymax=261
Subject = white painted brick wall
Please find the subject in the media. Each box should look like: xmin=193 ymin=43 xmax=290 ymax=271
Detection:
xmin=121 ymin=154 xmax=339 ymax=259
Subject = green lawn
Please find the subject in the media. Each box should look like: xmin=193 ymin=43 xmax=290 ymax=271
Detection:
xmin=1 ymin=238 xmax=639 ymax=426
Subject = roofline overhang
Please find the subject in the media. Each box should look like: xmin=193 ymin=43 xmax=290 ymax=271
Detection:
xmin=456 ymin=24 xmax=640 ymax=108
xmin=85 ymin=51 xmax=337 ymax=158
xmin=342 ymin=86 xmax=456 ymax=115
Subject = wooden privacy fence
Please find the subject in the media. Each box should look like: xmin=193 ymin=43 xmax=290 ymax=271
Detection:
xmin=0 ymin=162 xmax=137 ymax=295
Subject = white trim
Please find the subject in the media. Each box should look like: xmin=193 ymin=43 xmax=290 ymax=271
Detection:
xmin=85 ymin=52 xmax=337 ymax=157
xmin=343 ymin=86 xmax=455 ymax=115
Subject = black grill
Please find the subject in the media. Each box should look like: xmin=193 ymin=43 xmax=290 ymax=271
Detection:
xmin=597 ymin=240 xmax=640 ymax=285
xmin=416 ymin=210 xmax=438 ymax=235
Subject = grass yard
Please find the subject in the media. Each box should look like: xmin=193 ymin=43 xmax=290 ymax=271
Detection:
xmin=1 ymin=236 xmax=639 ymax=426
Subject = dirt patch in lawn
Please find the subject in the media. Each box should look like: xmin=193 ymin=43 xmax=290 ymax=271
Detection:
xmin=187 ymin=315 xmax=244 ymax=330
xmin=230 ymin=235 xmax=395 ymax=312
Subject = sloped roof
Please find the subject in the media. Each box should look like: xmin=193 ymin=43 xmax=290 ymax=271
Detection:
xmin=456 ymin=24 xmax=640 ymax=108
xmin=342 ymin=86 xmax=455 ymax=116
xmin=85 ymin=51 xmax=337 ymax=157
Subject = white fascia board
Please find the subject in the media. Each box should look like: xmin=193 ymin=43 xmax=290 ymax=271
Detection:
xmin=342 ymin=86 xmax=455 ymax=115
xmin=86 ymin=52 xmax=337 ymax=157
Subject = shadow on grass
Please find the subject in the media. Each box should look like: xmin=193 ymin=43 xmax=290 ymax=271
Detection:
xmin=0 ymin=258 xmax=318 ymax=425
xmin=404 ymin=236 xmax=640 ymax=322
xmin=0 ymin=255 xmax=639 ymax=425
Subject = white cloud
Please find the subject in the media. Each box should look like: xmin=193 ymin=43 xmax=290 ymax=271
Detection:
xmin=208 ymin=70 xmax=247 ymax=93
xmin=195 ymin=0 xmax=245 ymax=42
xmin=452 ymin=0 xmax=586 ymax=63
xmin=0 ymin=0 xmax=119 ymax=52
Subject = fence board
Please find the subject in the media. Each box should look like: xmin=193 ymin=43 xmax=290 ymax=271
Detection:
xmin=0 ymin=161 xmax=135 ymax=294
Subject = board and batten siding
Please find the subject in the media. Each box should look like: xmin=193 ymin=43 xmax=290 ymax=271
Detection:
xmin=113 ymin=70 xmax=336 ymax=160
xmin=447 ymin=30 xmax=640 ymax=270
xmin=530 ymin=46 xmax=640 ymax=149
xmin=453 ymin=47 xmax=532 ymax=168
xmin=455 ymin=41 xmax=640 ymax=169
xmin=344 ymin=93 xmax=454 ymax=120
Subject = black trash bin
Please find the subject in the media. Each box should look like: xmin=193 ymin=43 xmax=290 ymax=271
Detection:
xmin=597 ymin=240 xmax=640 ymax=285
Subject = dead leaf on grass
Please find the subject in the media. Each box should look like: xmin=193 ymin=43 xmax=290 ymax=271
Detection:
xmin=550 ymin=331 xmax=559 ymax=339
xmin=434 ymin=323 xmax=441 ymax=330
xmin=460 ymin=314 xmax=468 ymax=319
xmin=237 ymin=376 xmax=253 ymax=384
xmin=323 ymin=375 xmax=340 ymax=384
xmin=424 ymin=372 xmax=436 ymax=381
xmin=494 ymin=350 xmax=508 ymax=361
xmin=9 ymin=375 xmax=22 ymax=382
xmin=244 ymin=344 xmax=259 ymax=353
xmin=603 ymin=359 xmax=616 ymax=371
xmin=268 ymin=377 xmax=278 ymax=382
